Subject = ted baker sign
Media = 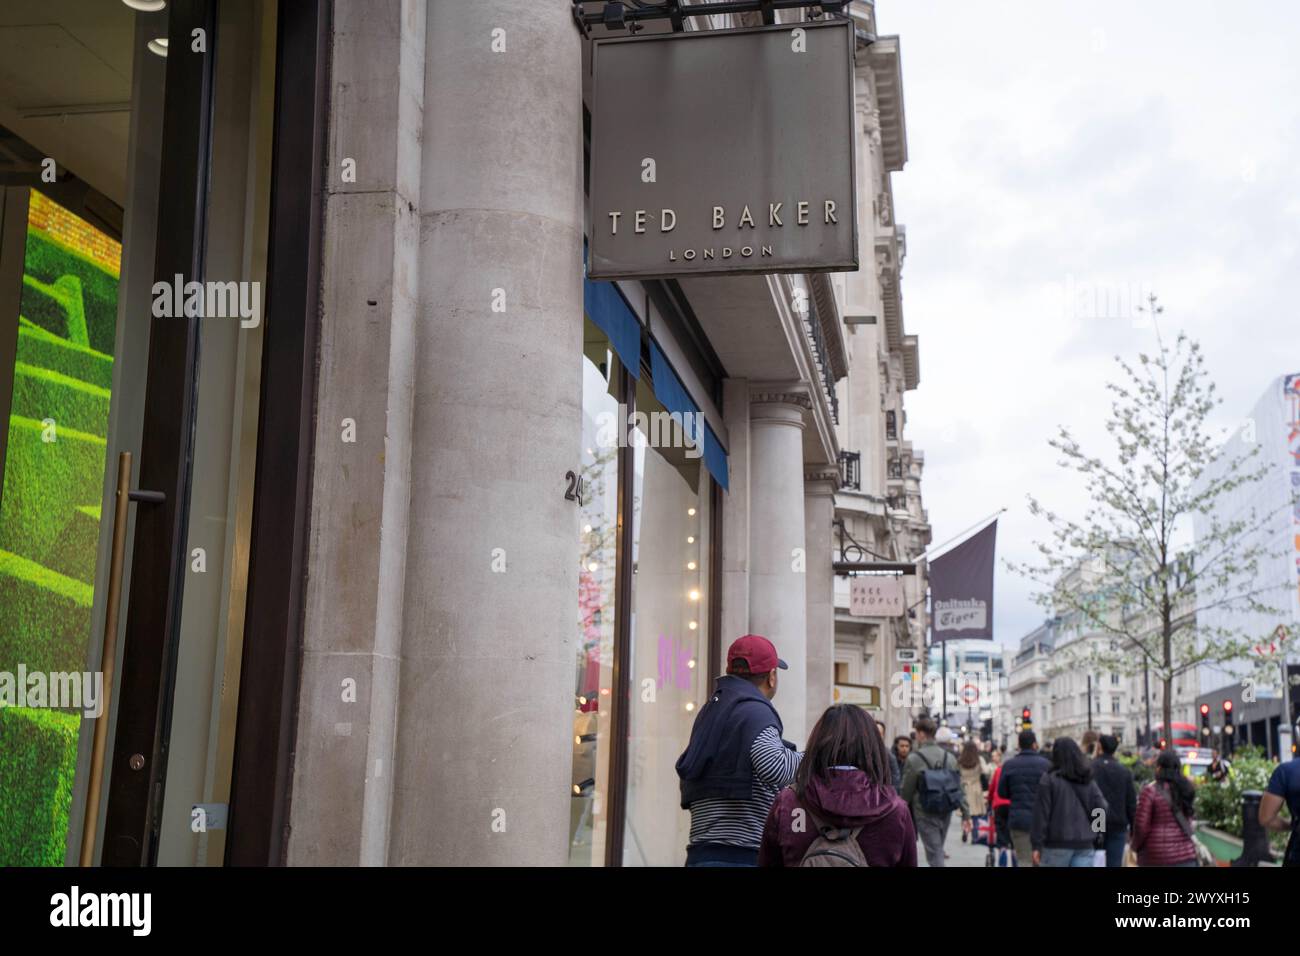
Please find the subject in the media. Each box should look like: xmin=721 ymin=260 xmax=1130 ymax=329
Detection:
xmin=588 ymin=20 xmax=857 ymax=280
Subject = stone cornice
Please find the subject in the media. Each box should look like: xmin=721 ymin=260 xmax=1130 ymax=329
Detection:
xmin=750 ymin=390 xmax=812 ymax=410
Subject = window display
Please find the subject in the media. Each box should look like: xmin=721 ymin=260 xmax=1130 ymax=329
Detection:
xmin=622 ymin=378 xmax=711 ymax=866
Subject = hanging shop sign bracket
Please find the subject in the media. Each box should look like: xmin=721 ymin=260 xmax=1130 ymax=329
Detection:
xmin=832 ymin=516 xmax=916 ymax=575
xmin=573 ymin=0 xmax=853 ymax=36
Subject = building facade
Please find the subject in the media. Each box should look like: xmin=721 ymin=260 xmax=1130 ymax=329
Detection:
xmin=0 ymin=0 xmax=930 ymax=867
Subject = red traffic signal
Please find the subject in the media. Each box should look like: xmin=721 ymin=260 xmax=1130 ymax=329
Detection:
xmin=1222 ymin=700 xmax=1233 ymax=713
xmin=1022 ymin=708 xmax=1031 ymax=719
xmin=1199 ymin=703 xmax=1210 ymax=716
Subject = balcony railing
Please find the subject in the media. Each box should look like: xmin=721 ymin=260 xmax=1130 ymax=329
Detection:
xmin=803 ymin=282 xmax=840 ymax=424
xmin=838 ymin=450 xmax=861 ymax=490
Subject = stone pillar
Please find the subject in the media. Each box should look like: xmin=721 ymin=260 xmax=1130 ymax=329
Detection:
xmin=748 ymin=390 xmax=810 ymax=746
xmin=719 ymin=378 xmax=752 ymax=665
xmin=804 ymin=469 xmax=838 ymax=738
xmin=390 ymin=0 xmax=583 ymax=864
xmin=288 ymin=0 xmax=424 ymax=866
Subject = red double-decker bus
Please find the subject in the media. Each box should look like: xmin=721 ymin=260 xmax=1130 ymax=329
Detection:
xmin=1152 ymin=722 xmax=1199 ymax=749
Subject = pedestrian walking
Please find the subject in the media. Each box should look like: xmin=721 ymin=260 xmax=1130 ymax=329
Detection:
xmin=1259 ymin=750 xmax=1300 ymax=867
xmin=958 ymin=740 xmax=989 ymax=842
xmin=675 ymin=634 xmax=801 ymax=866
xmin=759 ymin=704 xmax=917 ymax=867
xmin=887 ymin=732 xmax=903 ymax=791
xmin=900 ymin=716 xmax=971 ymax=867
xmin=1030 ymin=736 xmax=1108 ymax=867
xmin=987 ymin=758 xmax=1016 ymax=866
xmin=1207 ymin=748 xmax=1232 ymax=783
xmin=1091 ymin=734 xmax=1137 ymax=868
xmin=893 ymin=736 xmax=912 ymax=770
xmin=1130 ymin=750 xmax=1199 ymax=867
xmin=997 ymin=729 xmax=1052 ymax=865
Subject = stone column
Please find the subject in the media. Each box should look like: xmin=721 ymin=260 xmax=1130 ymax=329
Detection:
xmin=288 ymin=0 xmax=424 ymax=866
xmin=748 ymin=390 xmax=810 ymax=746
xmin=719 ymin=378 xmax=751 ymax=664
xmin=390 ymin=0 xmax=584 ymax=865
xmin=804 ymin=469 xmax=838 ymax=738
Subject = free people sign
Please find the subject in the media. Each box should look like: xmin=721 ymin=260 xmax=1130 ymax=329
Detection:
xmin=587 ymin=20 xmax=858 ymax=280
xmin=850 ymin=575 xmax=905 ymax=617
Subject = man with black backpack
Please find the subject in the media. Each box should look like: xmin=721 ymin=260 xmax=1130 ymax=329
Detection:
xmin=900 ymin=716 xmax=971 ymax=866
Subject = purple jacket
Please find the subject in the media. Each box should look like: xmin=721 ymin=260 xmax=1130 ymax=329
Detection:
xmin=759 ymin=768 xmax=917 ymax=867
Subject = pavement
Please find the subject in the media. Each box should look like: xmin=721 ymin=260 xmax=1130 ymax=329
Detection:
xmin=917 ymin=814 xmax=1017 ymax=868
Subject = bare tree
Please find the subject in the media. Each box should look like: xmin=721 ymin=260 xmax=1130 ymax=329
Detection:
xmin=1013 ymin=295 xmax=1290 ymax=745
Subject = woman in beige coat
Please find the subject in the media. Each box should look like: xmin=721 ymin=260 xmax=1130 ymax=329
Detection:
xmin=958 ymin=740 xmax=989 ymax=838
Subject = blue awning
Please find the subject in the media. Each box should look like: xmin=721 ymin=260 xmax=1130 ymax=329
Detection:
xmin=583 ymin=276 xmax=641 ymax=381
xmin=649 ymin=339 xmax=729 ymax=491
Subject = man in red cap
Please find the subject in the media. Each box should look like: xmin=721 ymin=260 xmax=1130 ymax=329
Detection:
xmin=674 ymin=634 xmax=802 ymax=866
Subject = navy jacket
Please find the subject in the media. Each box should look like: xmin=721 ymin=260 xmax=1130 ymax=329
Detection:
xmin=676 ymin=675 xmax=786 ymax=807
xmin=997 ymin=749 xmax=1052 ymax=832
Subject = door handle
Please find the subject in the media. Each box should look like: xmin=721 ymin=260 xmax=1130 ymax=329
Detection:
xmin=78 ymin=452 xmax=164 ymax=867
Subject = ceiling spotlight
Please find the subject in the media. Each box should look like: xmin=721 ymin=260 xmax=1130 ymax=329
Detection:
xmin=147 ymin=37 xmax=168 ymax=57
xmin=123 ymin=0 xmax=167 ymax=11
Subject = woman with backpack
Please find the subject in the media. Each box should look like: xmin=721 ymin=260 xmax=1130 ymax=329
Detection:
xmin=758 ymin=705 xmax=917 ymax=867
xmin=1030 ymin=736 xmax=1109 ymax=867
xmin=1130 ymin=750 xmax=1199 ymax=867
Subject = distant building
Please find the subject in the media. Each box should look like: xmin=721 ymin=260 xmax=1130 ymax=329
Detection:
xmin=1191 ymin=373 xmax=1300 ymax=756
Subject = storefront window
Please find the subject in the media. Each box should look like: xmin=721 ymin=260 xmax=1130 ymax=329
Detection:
xmin=569 ymin=319 xmax=622 ymax=865
xmin=623 ymin=377 xmax=711 ymax=866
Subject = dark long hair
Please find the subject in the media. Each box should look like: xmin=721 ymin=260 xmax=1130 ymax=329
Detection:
xmin=794 ymin=704 xmax=890 ymax=797
xmin=1050 ymin=736 xmax=1093 ymax=784
xmin=958 ymin=740 xmax=982 ymax=769
xmin=1155 ymin=750 xmax=1196 ymax=816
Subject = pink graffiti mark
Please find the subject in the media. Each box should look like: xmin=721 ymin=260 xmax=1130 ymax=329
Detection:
xmin=657 ymin=634 xmax=694 ymax=691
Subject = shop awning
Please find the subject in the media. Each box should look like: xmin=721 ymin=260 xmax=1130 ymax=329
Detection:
xmin=649 ymin=339 xmax=729 ymax=491
xmin=583 ymin=276 xmax=641 ymax=381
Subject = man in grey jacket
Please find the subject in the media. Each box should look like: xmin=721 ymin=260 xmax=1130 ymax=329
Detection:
xmin=900 ymin=716 xmax=971 ymax=866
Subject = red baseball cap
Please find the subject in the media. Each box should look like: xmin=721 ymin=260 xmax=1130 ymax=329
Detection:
xmin=726 ymin=634 xmax=788 ymax=675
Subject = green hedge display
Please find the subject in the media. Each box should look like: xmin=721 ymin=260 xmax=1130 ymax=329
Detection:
xmin=10 ymin=362 xmax=111 ymax=438
xmin=0 ymin=416 xmax=106 ymax=569
xmin=21 ymin=229 xmax=117 ymax=356
xmin=16 ymin=322 xmax=113 ymax=390
xmin=0 ymin=708 xmax=80 ymax=867
xmin=0 ymin=199 xmax=119 ymax=867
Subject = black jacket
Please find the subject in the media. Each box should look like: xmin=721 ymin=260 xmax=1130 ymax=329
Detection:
xmin=1091 ymin=755 xmax=1137 ymax=831
xmin=1031 ymin=772 xmax=1109 ymax=851
xmin=676 ymin=675 xmax=786 ymax=807
xmin=997 ymin=749 xmax=1052 ymax=832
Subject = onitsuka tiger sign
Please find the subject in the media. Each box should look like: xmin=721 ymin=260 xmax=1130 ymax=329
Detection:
xmin=587 ymin=20 xmax=858 ymax=280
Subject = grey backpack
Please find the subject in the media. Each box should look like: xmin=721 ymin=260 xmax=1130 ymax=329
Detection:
xmin=798 ymin=809 xmax=868 ymax=867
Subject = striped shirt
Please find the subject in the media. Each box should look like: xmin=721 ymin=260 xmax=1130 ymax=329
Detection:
xmin=688 ymin=725 xmax=803 ymax=849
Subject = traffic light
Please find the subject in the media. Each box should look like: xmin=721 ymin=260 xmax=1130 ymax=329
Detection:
xmin=1200 ymin=703 xmax=1211 ymax=740
xmin=1222 ymin=700 xmax=1235 ymax=756
xmin=1021 ymin=707 xmax=1032 ymax=731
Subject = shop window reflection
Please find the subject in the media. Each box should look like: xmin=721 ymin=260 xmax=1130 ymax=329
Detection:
xmin=570 ymin=321 xmax=621 ymax=865
xmin=624 ymin=377 xmax=710 ymax=866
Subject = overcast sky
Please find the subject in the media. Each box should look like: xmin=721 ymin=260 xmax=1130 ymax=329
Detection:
xmin=877 ymin=0 xmax=1300 ymax=653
